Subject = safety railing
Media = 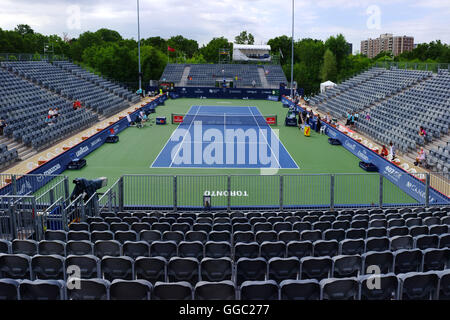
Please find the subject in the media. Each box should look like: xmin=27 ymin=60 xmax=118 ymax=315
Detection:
xmin=116 ymin=173 xmax=448 ymax=211
xmin=0 ymin=195 xmax=37 ymax=240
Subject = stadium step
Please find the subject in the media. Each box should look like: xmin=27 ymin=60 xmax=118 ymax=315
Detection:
xmin=258 ymin=66 xmax=270 ymax=89
xmin=179 ymin=65 xmax=191 ymax=86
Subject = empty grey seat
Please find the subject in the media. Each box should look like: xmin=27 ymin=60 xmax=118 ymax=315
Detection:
xmin=320 ymin=278 xmax=358 ymax=300
xmin=0 ymin=278 xmax=20 ymax=300
xmin=167 ymin=257 xmax=199 ymax=285
xmin=280 ymin=279 xmax=320 ymax=300
xmin=94 ymin=240 xmax=121 ymax=258
xmin=153 ymin=281 xmax=192 ymax=300
xmin=194 ymin=280 xmax=236 ymax=300
xmin=398 ymin=271 xmax=439 ymax=300
xmin=358 ymin=273 xmax=398 ymax=300
xmin=332 ymin=255 xmax=362 ymax=278
xmin=101 ymin=256 xmax=134 ymax=281
xmin=200 ymin=257 xmax=232 ymax=282
xmin=110 ymin=279 xmax=152 ymax=300
xmin=31 ymin=255 xmax=65 ymax=280
xmin=134 ymin=257 xmax=166 ymax=284
xmin=0 ymin=253 xmax=32 ymax=279
xmin=268 ymin=257 xmax=300 ymax=283
xmin=236 ymin=257 xmax=267 ymax=286
xmin=19 ymin=279 xmax=65 ymax=300
xmin=122 ymin=241 xmax=150 ymax=259
xmin=12 ymin=239 xmax=38 ymax=256
xmin=65 ymin=255 xmax=100 ymax=279
xmin=38 ymin=240 xmax=65 ymax=256
xmin=67 ymin=278 xmax=110 ymax=300
xmin=240 ymin=280 xmax=279 ymax=300
xmin=66 ymin=240 xmax=93 ymax=256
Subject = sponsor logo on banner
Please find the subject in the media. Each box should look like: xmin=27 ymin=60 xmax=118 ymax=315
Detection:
xmin=267 ymin=95 xmax=279 ymax=101
xmin=209 ymin=89 xmax=220 ymax=94
xmin=43 ymin=163 xmax=62 ymax=175
xmin=383 ymin=165 xmax=402 ymax=182
xmin=246 ymin=90 xmax=257 ymax=94
xmin=229 ymin=90 xmax=242 ymax=94
xmin=76 ymin=146 xmax=89 ymax=158
xmin=91 ymin=138 xmax=102 ymax=148
xmin=344 ymin=140 xmax=357 ymax=151
xmin=327 ymin=128 xmax=337 ymax=138
xmin=406 ymin=181 xmax=426 ymax=200
xmin=204 ymin=190 xmax=249 ymax=197
xmin=357 ymin=150 xmax=370 ymax=162
xmin=194 ymin=89 xmax=204 ymax=94
xmin=18 ymin=181 xmax=32 ymax=195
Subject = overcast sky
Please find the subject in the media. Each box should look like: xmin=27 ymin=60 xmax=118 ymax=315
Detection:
xmin=1 ymin=0 xmax=449 ymax=52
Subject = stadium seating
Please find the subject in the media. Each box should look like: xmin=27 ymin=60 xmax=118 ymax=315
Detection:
xmin=160 ymin=63 xmax=287 ymax=88
xmin=311 ymin=66 xmax=450 ymax=163
xmin=0 ymin=60 xmax=141 ymax=153
xmin=0 ymin=143 xmax=18 ymax=168
xmin=1 ymin=206 xmax=449 ymax=300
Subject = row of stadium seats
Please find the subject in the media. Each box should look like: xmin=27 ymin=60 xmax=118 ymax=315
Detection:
xmin=1 ymin=270 xmax=448 ymax=300
xmin=0 ymin=255 xmax=449 ymax=300
xmin=160 ymin=64 xmax=287 ymax=88
xmin=355 ymin=68 xmax=450 ymax=157
xmin=1 ymin=61 xmax=136 ymax=117
xmin=0 ymin=67 xmax=98 ymax=150
xmin=2 ymin=233 xmax=449 ymax=260
xmin=0 ymin=144 xmax=18 ymax=168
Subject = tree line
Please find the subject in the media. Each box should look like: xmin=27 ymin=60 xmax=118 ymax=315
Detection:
xmin=1 ymin=25 xmax=449 ymax=94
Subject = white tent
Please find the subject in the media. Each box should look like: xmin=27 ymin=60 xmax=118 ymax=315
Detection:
xmin=320 ymin=80 xmax=337 ymax=93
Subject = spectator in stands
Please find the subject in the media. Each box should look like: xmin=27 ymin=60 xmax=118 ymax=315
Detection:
xmin=346 ymin=112 xmax=352 ymax=126
xmin=45 ymin=115 xmax=53 ymax=126
xmin=0 ymin=118 xmax=7 ymax=136
xmin=380 ymin=145 xmax=389 ymax=158
xmin=54 ymin=107 xmax=59 ymax=118
xmin=354 ymin=113 xmax=359 ymax=122
xmin=415 ymin=148 xmax=426 ymax=166
xmin=419 ymin=126 xmax=427 ymax=137
xmin=389 ymin=141 xmax=396 ymax=160
xmin=365 ymin=112 xmax=371 ymax=121
xmin=73 ymin=99 xmax=82 ymax=110
xmin=48 ymin=108 xmax=54 ymax=119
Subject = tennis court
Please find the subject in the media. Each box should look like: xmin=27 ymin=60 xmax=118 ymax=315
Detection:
xmin=151 ymin=105 xmax=298 ymax=169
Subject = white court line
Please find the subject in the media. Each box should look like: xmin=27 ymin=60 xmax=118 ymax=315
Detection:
xmin=169 ymin=106 xmax=201 ymax=168
xmin=248 ymin=106 xmax=282 ymax=169
xmin=150 ymin=105 xmax=196 ymax=168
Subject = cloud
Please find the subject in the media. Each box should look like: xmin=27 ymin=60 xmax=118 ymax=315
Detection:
xmin=0 ymin=0 xmax=448 ymax=50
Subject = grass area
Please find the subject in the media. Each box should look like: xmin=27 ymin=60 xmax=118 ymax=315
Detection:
xmin=62 ymin=98 xmax=417 ymax=208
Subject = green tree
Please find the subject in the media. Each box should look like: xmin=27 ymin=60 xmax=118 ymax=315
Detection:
xmin=167 ymin=35 xmax=199 ymax=58
xmin=320 ymin=49 xmax=337 ymax=82
xmin=268 ymin=35 xmax=292 ymax=64
xmin=14 ymin=24 xmax=34 ymax=36
xmin=200 ymin=37 xmax=232 ymax=63
xmin=325 ymin=34 xmax=348 ymax=74
xmin=235 ymin=31 xmax=255 ymax=45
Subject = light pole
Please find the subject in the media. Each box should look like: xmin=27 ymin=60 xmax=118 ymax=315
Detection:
xmin=137 ymin=0 xmax=142 ymax=94
xmin=290 ymin=0 xmax=294 ymax=98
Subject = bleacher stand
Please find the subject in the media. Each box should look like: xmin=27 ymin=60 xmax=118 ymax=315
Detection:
xmin=160 ymin=64 xmax=286 ymax=89
xmin=0 ymin=143 xmax=18 ymax=168
xmin=0 ymin=206 xmax=449 ymax=300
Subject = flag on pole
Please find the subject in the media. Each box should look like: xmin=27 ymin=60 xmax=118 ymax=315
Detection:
xmin=167 ymin=46 xmax=175 ymax=52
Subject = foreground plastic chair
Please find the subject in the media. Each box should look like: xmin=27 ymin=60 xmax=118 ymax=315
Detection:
xmin=194 ymin=281 xmax=236 ymax=300
xmin=19 ymin=280 xmax=65 ymax=300
xmin=110 ymin=279 xmax=152 ymax=300
xmin=280 ymin=279 xmax=320 ymax=300
xmin=67 ymin=278 xmax=110 ymax=300
xmin=240 ymin=280 xmax=279 ymax=300
xmin=153 ymin=281 xmax=192 ymax=300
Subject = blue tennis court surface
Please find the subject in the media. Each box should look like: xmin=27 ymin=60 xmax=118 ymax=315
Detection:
xmin=151 ymin=105 xmax=299 ymax=169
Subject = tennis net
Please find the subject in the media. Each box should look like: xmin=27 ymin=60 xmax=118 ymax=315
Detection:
xmin=171 ymin=113 xmax=277 ymax=126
